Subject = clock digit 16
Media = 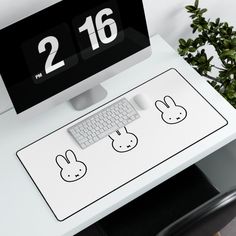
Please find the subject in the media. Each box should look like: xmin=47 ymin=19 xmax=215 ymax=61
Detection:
xmin=73 ymin=4 xmax=123 ymax=59
xmin=79 ymin=8 xmax=118 ymax=51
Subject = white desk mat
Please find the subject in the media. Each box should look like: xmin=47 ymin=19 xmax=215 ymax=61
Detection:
xmin=17 ymin=68 xmax=228 ymax=221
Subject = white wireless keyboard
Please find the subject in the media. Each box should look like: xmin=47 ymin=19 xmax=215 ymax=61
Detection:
xmin=68 ymin=98 xmax=140 ymax=149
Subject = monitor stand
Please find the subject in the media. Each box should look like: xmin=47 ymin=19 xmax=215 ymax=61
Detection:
xmin=70 ymin=84 xmax=108 ymax=111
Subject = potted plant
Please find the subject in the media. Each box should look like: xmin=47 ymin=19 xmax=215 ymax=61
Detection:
xmin=179 ymin=0 xmax=236 ymax=199
xmin=178 ymin=0 xmax=236 ymax=108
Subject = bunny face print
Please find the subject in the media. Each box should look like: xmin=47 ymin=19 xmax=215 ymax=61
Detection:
xmin=109 ymin=127 xmax=138 ymax=153
xmin=56 ymin=150 xmax=87 ymax=182
xmin=155 ymin=96 xmax=187 ymax=124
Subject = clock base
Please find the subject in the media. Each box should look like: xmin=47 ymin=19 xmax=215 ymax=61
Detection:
xmin=70 ymin=84 xmax=108 ymax=111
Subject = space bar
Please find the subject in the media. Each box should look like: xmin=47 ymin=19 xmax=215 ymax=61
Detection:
xmin=98 ymin=125 xmax=119 ymax=139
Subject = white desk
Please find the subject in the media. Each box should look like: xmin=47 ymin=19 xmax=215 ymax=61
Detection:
xmin=1 ymin=34 xmax=236 ymax=236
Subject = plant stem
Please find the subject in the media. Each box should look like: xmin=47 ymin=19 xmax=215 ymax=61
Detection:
xmin=203 ymin=74 xmax=221 ymax=83
xmin=205 ymin=35 xmax=227 ymax=67
xmin=213 ymin=65 xmax=224 ymax=71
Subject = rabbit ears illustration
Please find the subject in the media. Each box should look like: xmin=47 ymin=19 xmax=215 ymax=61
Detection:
xmin=155 ymin=96 xmax=179 ymax=112
xmin=56 ymin=150 xmax=78 ymax=169
xmin=109 ymin=127 xmax=129 ymax=139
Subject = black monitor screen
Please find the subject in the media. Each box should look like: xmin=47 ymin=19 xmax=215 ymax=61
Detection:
xmin=0 ymin=0 xmax=150 ymax=114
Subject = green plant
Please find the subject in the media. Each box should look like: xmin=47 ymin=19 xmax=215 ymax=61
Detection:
xmin=178 ymin=0 xmax=236 ymax=108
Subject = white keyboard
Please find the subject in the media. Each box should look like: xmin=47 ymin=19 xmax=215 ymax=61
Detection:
xmin=68 ymin=98 xmax=140 ymax=149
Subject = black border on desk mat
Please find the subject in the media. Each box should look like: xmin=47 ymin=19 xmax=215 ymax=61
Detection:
xmin=16 ymin=68 xmax=228 ymax=221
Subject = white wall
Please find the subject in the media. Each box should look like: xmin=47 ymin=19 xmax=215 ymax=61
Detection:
xmin=0 ymin=0 xmax=236 ymax=49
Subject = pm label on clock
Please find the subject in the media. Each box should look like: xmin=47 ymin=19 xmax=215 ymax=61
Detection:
xmin=22 ymin=23 xmax=78 ymax=84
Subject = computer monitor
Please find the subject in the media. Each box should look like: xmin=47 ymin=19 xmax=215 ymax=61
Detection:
xmin=0 ymin=0 xmax=151 ymax=116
